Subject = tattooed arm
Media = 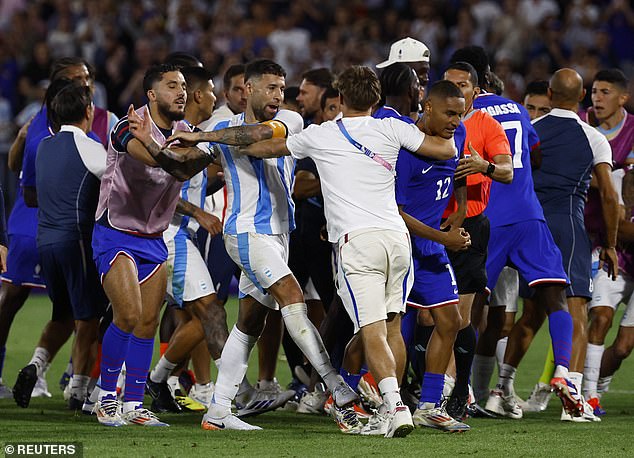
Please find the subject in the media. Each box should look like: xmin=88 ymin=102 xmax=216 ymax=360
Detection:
xmin=164 ymin=121 xmax=287 ymax=147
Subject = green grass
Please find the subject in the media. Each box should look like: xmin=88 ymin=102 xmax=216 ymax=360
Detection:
xmin=1 ymin=294 xmax=633 ymax=457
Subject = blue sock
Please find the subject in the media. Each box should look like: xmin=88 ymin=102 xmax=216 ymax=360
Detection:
xmin=401 ymin=308 xmax=418 ymax=349
xmin=0 ymin=346 xmax=6 ymax=379
xmin=339 ymin=368 xmax=362 ymax=391
xmin=548 ymin=310 xmax=573 ymax=369
xmin=100 ymin=324 xmax=131 ymax=392
xmin=124 ymin=335 xmax=154 ymax=403
xmin=420 ymin=372 xmax=445 ymax=407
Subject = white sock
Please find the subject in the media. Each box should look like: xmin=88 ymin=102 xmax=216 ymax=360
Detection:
xmin=211 ymin=326 xmax=257 ymax=412
xmin=167 ymin=375 xmax=179 ymax=394
xmin=378 ymin=376 xmax=402 ymax=412
xmin=88 ymin=377 xmax=101 ymax=403
xmin=122 ymin=400 xmax=142 ymax=413
xmin=568 ymin=371 xmax=583 ymax=392
xmin=597 ymin=375 xmax=613 ymax=395
xmin=553 ymin=364 xmax=569 ymax=379
xmin=496 ymin=363 xmax=517 ymax=396
xmin=150 ymin=356 xmax=177 ymax=383
xmin=97 ymin=388 xmax=117 ymax=403
xmin=70 ymin=374 xmax=91 ymax=400
xmin=495 ymin=337 xmax=508 ymax=368
xmin=281 ymin=303 xmax=338 ymax=389
xmin=583 ymin=343 xmax=604 ymax=398
xmin=472 ymin=354 xmax=496 ymax=402
xmin=443 ymin=375 xmax=455 ymax=398
xmin=29 ymin=347 xmax=50 ymax=377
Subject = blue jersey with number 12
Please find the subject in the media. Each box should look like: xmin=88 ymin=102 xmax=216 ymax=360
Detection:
xmin=477 ymin=93 xmax=544 ymax=227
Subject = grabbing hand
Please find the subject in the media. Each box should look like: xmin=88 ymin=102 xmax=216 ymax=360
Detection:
xmin=444 ymin=227 xmax=471 ymax=252
xmin=455 ymin=142 xmax=488 ymax=180
xmin=127 ymin=105 xmax=154 ymax=147
xmin=599 ymin=246 xmax=619 ymax=280
xmin=165 ymin=130 xmax=202 ymax=148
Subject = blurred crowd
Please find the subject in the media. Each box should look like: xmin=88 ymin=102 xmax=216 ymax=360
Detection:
xmin=1 ymin=0 xmax=634 ymax=139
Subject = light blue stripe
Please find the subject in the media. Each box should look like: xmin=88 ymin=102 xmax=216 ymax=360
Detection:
xmin=276 ymin=157 xmax=295 ymax=232
xmin=237 ymin=233 xmax=264 ymax=293
xmin=342 ymin=268 xmax=360 ymax=326
xmin=179 ymin=179 xmax=191 ymax=230
xmin=172 ymin=234 xmax=188 ymax=306
xmin=221 ymin=143 xmax=240 ymax=235
xmin=200 ymin=168 xmax=208 ymax=210
xmin=250 ymin=157 xmax=273 ymax=233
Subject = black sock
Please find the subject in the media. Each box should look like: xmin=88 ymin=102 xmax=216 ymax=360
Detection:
xmin=453 ymin=325 xmax=476 ymax=397
xmin=412 ymin=325 xmax=435 ymax=383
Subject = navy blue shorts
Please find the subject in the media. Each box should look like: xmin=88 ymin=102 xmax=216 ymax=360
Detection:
xmin=486 ymin=219 xmax=569 ymax=296
xmin=200 ymin=231 xmax=239 ymax=302
xmin=39 ymin=240 xmax=107 ymax=321
xmin=0 ymin=234 xmax=46 ymax=288
xmin=407 ymin=250 xmax=459 ymax=308
xmin=546 ymin=214 xmax=592 ymax=298
xmin=92 ymin=224 xmax=167 ymax=284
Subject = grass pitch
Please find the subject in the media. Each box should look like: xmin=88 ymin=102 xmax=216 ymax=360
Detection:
xmin=1 ymin=295 xmax=633 ymax=457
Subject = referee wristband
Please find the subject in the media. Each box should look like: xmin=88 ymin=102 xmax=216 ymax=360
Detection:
xmin=485 ymin=162 xmax=496 ymax=177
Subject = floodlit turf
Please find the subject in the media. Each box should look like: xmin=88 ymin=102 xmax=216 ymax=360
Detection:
xmin=1 ymin=295 xmax=633 ymax=457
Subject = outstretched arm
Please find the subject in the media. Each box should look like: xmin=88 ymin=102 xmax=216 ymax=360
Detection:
xmin=165 ymin=120 xmax=287 ymax=147
xmin=240 ymin=138 xmax=290 ymax=158
xmin=414 ymin=134 xmax=457 ymax=161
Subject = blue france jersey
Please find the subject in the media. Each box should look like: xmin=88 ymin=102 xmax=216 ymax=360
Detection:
xmin=395 ymin=124 xmax=466 ymax=257
xmin=476 ymin=93 xmax=545 ymax=227
xmin=532 ymin=108 xmax=612 ymax=221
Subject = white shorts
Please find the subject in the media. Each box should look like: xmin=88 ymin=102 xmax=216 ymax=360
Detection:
xmin=489 ymin=266 xmax=519 ymax=313
xmin=224 ymin=232 xmax=291 ymax=310
xmin=590 ymin=269 xmax=634 ymax=327
xmin=166 ymin=235 xmax=215 ymax=306
xmin=336 ymin=229 xmax=413 ymax=333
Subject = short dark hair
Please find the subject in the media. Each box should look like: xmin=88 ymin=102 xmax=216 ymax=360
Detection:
xmin=244 ymin=59 xmax=286 ymax=83
xmin=524 ymin=80 xmax=549 ymax=98
xmin=49 ymin=80 xmax=92 ymax=129
xmin=445 ymin=61 xmax=479 ymax=88
xmin=164 ymin=51 xmax=202 ymax=69
xmin=593 ymin=69 xmax=629 ymax=91
xmin=334 ymin=66 xmax=381 ymax=111
xmin=181 ymin=66 xmax=214 ymax=93
xmin=223 ymin=64 xmax=246 ymax=89
xmin=380 ymin=63 xmax=417 ymax=98
xmin=450 ymin=46 xmax=489 ymax=91
xmin=50 ymin=56 xmax=94 ymax=82
xmin=426 ymin=80 xmax=465 ymax=101
xmin=284 ymin=86 xmax=300 ymax=104
xmin=320 ymin=86 xmax=340 ymax=111
xmin=143 ymin=63 xmax=182 ymax=93
xmin=301 ymin=68 xmax=334 ymax=89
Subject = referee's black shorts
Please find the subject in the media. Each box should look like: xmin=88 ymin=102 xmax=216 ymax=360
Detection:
xmin=446 ymin=213 xmax=490 ymax=295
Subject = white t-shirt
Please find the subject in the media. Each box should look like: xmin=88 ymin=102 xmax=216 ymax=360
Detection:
xmin=286 ymin=116 xmax=425 ymax=242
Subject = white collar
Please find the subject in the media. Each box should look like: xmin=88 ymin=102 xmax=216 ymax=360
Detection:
xmin=59 ymin=125 xmax=88 ymax=136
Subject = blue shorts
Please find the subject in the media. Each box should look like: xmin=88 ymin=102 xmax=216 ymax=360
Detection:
xmin=0 ymin=234 xmax=46 ymax=288
xmin=39 ymin=240 xmax=107 ymax=321
xmin=407 ymin=250 xmax=459 ymax=308
xmin=92 ymin=224 xmax=167 ymax=284
xmin=546 ymin=214 xmax=592 ymax=298
xmin=486 ymin=220 xmax=569 ymax=295
xmin=200 ymin=231 xmax=240 ymax=302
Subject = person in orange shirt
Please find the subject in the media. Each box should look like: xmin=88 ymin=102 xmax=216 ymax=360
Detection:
xmin=440 ymin=61 xmax=513 ymax=419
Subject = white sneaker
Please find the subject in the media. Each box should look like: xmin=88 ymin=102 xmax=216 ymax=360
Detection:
xmin=0 ymin=380 xmax=12 ymax=399
xmin=122 ymin=407 xmax=169 ymax=426
xmin=385 ymin=405 xmax=414 ymax=438
xmin=357 ymin=373 xmax=382 ymax=410
xmin=413 ymin=405 xmax=470 ymax=432
xmin=297 ymin=383 xmax=327 ymax=414
xmin=190 ymin=382 xmax=214 ymax=408
xmin=331 ymin=403 xmax=362 ymax=434
xmin=360 ymin=404 xmax=389 ymax=436
xmin=520 ymin=382 xmax=552 ymax=412
xmin=96 ymin=394 xmax=126 ymax=427
xmin=201 ymin=411 xmax=262 ymax=431
xmin=32 ymin=376 xmax=52 ymax=398
xmin=331 ymin=375 xmax=360 ymax=408
xmin=236 ymin=379 xmax=295 ymax=418
xmin=560 ymin=399 xmax=601 ymax=423
xmin=485 ymin=389 xmax=523 ymax=419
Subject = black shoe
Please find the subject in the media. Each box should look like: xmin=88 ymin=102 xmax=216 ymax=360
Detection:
xmin=466 ymin=402 xmax=496 ymax=419
xmin=446 ymin=394 xmax=469 ymax=421
xmin=13 ymin=364 xmax=38 ymax=408
xmin=400 ymin=381 xmax=421 ymax=414
xmin=146 ymin=377 xmax=182 ymax=413
xmin=68 ymin=395 xmax=84 ymax=411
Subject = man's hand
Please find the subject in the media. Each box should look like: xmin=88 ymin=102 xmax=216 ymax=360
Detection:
xmin=0 ymin=244 xmax=7 ymax=273
xmin=443 ymin=227 xmax=471 ymax=252
xmin=194 ymin=208 xmax=223 ymax=236
xmin=455 ymin=143 xmax=488 ymax=180
xmin=440 ymin=208 xmax=466 ymax=232
xmin=599 ymin=246 xmax=619 ymax=280
xmin=165 ymin=130 xmax=203 ymax=147
xmin=127 ymin=105 xmax=155 ymax=148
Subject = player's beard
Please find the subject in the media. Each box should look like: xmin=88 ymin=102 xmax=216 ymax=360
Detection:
xmin=252 ymin=102 xmax=275 ymax=122
xmin=157 ymin=99 xmax=186 ymax=121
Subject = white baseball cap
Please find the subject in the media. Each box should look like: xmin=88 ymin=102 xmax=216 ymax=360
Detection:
xmin=376 ymin=37 xmax=431 ymax=68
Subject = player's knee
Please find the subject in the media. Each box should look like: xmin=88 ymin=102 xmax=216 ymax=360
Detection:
xmin=589 ymin=313 xmax=612 ymax=341
xmin=614 ymin=342 xmax=632 ymax=361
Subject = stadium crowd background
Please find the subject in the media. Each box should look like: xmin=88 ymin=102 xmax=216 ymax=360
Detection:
xmin=0 ymin=0 xmax=633 ymax=204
